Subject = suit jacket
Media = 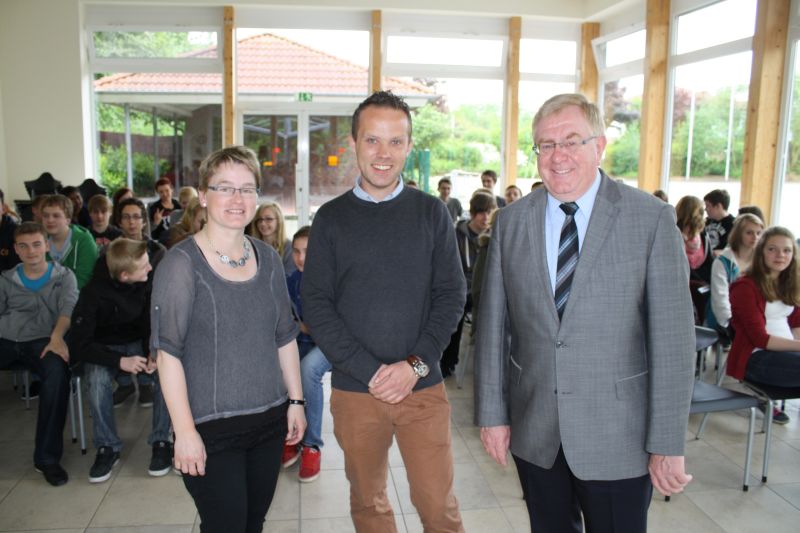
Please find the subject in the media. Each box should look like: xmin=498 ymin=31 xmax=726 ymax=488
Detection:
xmin=474 ymin=171 xmax=695 ymax=481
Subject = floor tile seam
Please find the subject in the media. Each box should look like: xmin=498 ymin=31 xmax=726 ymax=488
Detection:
xmin=0 ymin=475 xmax=23 ymax=507
xmin=680 ymin=490 xmax=741 ymax=533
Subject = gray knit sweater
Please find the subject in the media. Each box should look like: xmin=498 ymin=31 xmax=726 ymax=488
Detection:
xmin=302 ymin=187 xmax=466 ymax=393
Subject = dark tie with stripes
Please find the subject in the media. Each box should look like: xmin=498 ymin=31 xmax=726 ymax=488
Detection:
xmin=555 ymin=202 xmax=579 ymax=320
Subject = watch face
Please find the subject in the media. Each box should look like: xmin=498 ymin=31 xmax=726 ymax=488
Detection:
xmin=417 ymin=360 xmax=430 ymax=377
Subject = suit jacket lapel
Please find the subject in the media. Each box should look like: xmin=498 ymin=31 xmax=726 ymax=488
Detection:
xmin=525 ymin=189 xmax=558 ymax=321
xmin=561 ymin=171 xmax=621 ymax=323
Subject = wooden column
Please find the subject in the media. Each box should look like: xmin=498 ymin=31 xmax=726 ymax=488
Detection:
xmin=504 ymin=16 xmax=521 ymax=185
xmin=741 ymin=0 xmax=790 ymax=223
xmin=223 ymin=6 xmax=236 ymax=147
xmin=579 ymin=23 xmax=600 ymax=103
xmin=370 ymin=10 xmax=382 ymax=93
xmin=638 ymin=0 xmax=670 ymax=192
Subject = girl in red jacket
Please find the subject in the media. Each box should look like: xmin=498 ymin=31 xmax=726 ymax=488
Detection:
xmin=729 ymin=226 xmax=800 ymax=423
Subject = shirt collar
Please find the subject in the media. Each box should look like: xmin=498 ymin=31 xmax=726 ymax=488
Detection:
xmin=353 ymin=177 xmax=404 ymax=203
xmin=546 ymin=169 xmax=602 ymax=219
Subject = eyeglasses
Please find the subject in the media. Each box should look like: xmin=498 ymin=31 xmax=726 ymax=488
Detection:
xmin=256 ymin=217 xmax=277 ymax=223
xmin=207 ymin=185 xmax=260 ymax=197
xmin=120 ymin=214 xmax=143 ymax=221
xmin=533 ymin=135 xmax=598 ymax=157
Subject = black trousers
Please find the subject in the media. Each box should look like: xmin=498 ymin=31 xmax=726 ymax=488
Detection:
xmin=0 ymin=338 xmax=69 ymax=466
xmin=514 ymin=447 xmax=653 ymax=533
xmin=183 ymin=431 xmax=285 ymax=533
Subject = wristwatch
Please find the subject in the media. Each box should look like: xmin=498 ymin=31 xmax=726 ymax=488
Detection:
xmin=406 ymin=355 xmax=430 ymax=378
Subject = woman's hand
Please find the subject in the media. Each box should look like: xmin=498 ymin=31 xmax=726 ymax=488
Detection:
xmin=174 ymin=429 xmax=207 ymax=476
xmin=286 ymin=404 xmax=307 ymax=446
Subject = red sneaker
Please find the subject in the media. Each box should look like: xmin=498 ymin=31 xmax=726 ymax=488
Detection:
xmin=281 ymin=443 xmax=300 ymax=469
xmin=298 ymin=446 xmax=321 ymax=483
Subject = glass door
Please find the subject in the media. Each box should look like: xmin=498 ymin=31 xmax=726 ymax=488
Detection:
xmin=242 ymin=109 xmax=356 ymax=233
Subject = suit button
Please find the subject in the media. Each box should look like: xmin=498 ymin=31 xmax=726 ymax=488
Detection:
xmin=556 ymin=341 xmax=565 ymax=348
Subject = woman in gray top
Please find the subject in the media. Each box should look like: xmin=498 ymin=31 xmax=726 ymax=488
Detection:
xmin=153 ymin=146 xmax=305 ymax=533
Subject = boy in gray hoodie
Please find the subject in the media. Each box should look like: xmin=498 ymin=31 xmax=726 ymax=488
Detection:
xmin=0 ymin=222 xmax=79 ymax=486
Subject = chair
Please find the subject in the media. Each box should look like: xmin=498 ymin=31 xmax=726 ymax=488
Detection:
xmin=690 ymin=380 xmax=759 ymax=491
xmin=4 ymin=362 xmax=32 ymax=409
xmin=3 ymin=365 xmax=86 ymax=454
xmin=77 ymin=178 xmax=107 ymax=202
xmin=741 ymin=381 xmax=800 ymax=482
xmin=24 ymin=172 xmax=62 ymax=199
xmin=68 ymin=373 xmax=87 ymax=455
xmin=695 ymin=325 xmax=721 ymax=380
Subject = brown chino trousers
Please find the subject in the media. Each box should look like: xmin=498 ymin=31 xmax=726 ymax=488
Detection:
xmin=331 ymin=382 xmax=464 ymax=533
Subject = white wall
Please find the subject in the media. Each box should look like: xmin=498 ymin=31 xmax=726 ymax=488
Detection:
xmin=0 ymin=82 xmax=8 ymax=196
xmin=0 ymin=0 xmax=86 ymax=202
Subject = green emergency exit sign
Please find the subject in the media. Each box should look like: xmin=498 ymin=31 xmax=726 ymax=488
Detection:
xmin=298 ymin=92 xmax=313 ymax=102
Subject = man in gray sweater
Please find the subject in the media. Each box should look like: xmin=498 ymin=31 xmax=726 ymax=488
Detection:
xmin=302 ymin=91 xmax=466 ymax=533
xmin=0 ymin=222 xmax=78 ymax=486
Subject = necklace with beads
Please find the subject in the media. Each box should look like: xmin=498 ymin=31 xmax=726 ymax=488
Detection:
xmin=205 ymin=232 xmax=251 ymax=268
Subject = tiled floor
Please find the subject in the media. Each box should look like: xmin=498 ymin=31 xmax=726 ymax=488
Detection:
xmin=1 ymin=362 xmax=799 ymax=533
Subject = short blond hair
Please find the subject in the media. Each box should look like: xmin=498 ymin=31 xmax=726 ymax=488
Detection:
xmin=198 ymin=146 xmax=261 ymax=190
xmin=106 ymin=238 xmax=148 ymax=279
xmin=88 ymin=194 xmax=112 ymax=213
xmin=533 ymin=93 xmax=605 ymax=138
xmin=178 ymin=186 xmax=198 ymax=205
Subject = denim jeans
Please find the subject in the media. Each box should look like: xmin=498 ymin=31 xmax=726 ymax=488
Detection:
xmin=84 ymin=341 xmax=171 ymax=451
xmin=0 ymin=338 xmax=69 ymax=465
xmin=300 ymin=346 xmax=332 ymax=448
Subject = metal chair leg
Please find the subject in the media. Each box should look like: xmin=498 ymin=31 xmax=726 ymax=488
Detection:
xmin=23 ymin=370 xmax=30 ymax=410
xmin=75 ymin=376 xmax=86 ymax=454
xmin=744 ymin=406 xmax=755 ymax=491
xmin=763 ymin=399 xmax=774 ymax=483
xmin=68 ymin=383 xmax=77 ymax=443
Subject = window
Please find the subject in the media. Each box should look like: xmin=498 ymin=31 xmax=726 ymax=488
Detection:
xmin=603 ymin=75 xmax=644 ymax=182
xmin=237 ymin=28 xmax=370 ymax=96
xmin=675 ymin=0 xmax=757 ymax=55
xmin=776 ymin=43 xmax=800 ymax=228
xmin=665 ymin=0 xmax=757 ymax=206
xmin=519 ymin=39 xmax=576 ymax=75
xmin=92 ymin=31 xmax=218 ymax=59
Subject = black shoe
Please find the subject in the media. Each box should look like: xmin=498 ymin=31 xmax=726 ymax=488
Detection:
xmin=138 ymin=385 xmax=154 ymax=407
xmin=112 ymin=384 xmax=135 ymax=407
xmin=148 ymin=441 xmax=173 ymax=477
xmin=757 ymin=403 xmax=791 ymax=425
xmin=21 ymin=380 xmax=41 ymax=401
xmin=35 ymin=463 xmax=68 ymax=486
xmin=89 ymin=446 xmax=120 ymax=483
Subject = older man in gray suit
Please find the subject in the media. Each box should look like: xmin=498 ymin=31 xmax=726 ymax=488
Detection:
xmin=474 ymin=93 xmax=695 ymax=533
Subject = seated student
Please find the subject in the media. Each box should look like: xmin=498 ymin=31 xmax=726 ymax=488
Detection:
xmin=87 ymin=194 xmax=122 ymax=253
xmin=41 ymin=194 xmax=98 ymax=289
xmin=440 ymin=191 xmax=496 ymax=377
xmin=504 ymin=184 xmax=522 ymax=205
xmin=704 ymin=189 xmax=736 ymax=254
xmin=480 ymin=169 xmax=507 ymax=208
xmin=69 ymin=238 xmax=173 ymax=482
xmin=0 ymin=222 xmax=78 ymax=486
xmin=148 ymin=178 xmax=181 ymax=242
xmin=707 ymin=214 xmax=764 ymax=333
xmin=282 ymin=226 xmax=332 ymax=483
xmin=738 ymin=205 xmax=765 ymax=224
xmin=62 ymin=186 xmax=92 ymax=229
xmin=676 ymin=195 xmax=714 ymax=323
xmin=729 ymin=226 xmax=800 ymax=424
xmin=113 ymin=197 xmax=166 ymax=406
xmin=165 ymin=186 xmax=199 ymax=232
xmin=438 ymin=177 xmax=463 ymax=223
xmin=164 ymin=197 xmax=205 ymax=249
xmin=0 ymin=188 xmax=21 ymax=272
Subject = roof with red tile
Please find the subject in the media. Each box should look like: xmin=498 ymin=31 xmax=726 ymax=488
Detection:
xmin=94 ymin=32 xmax=434 ymax=96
